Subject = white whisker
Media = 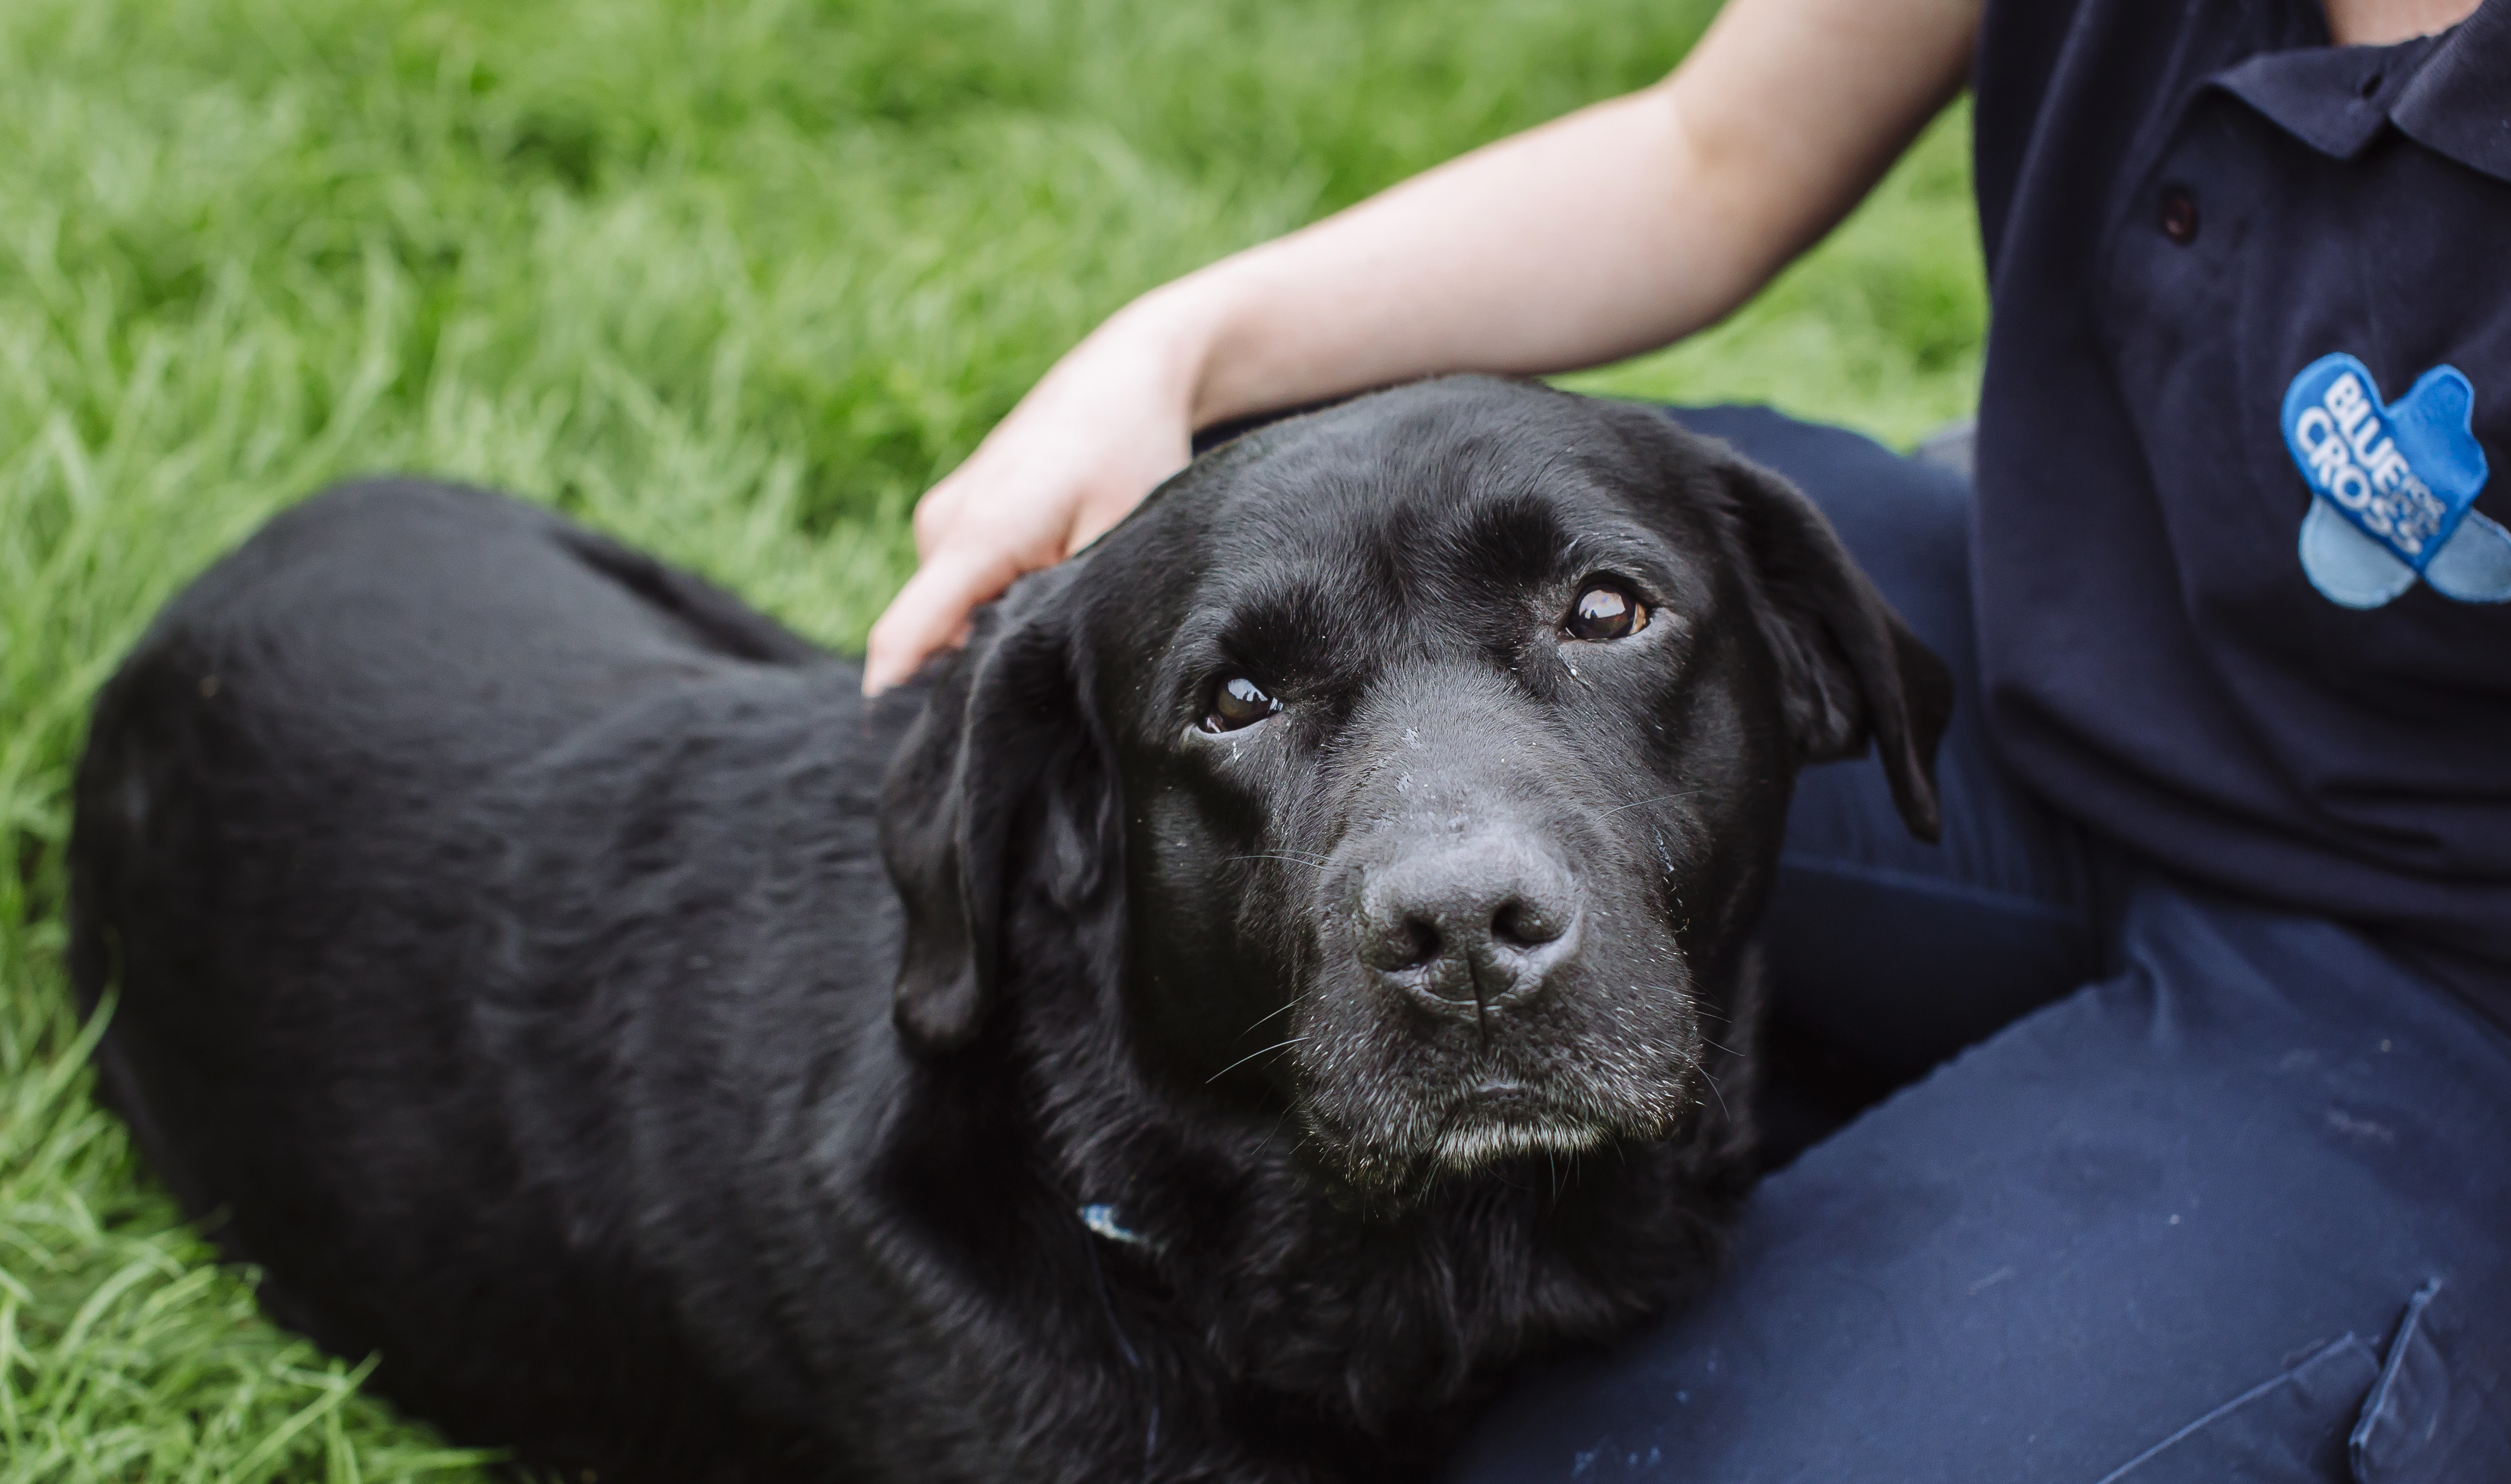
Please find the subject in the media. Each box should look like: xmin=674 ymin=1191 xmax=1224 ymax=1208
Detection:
xmin=1598 ymin=790 xmax=1701 ymax=818
xmin=1225 ymin=851 xmax=1332 ymax=869
xmin=1205 ymin=1036 xmax=1309 ymax=1085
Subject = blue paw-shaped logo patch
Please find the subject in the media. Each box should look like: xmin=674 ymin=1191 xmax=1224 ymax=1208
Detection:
xmin=2282 ymin=353 xmax=2511 ymax=607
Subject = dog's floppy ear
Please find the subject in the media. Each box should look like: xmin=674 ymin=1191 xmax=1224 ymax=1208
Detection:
xmin=880 ymin=569 xmax=1114 ymax=1054
xmin=1714 ymin=448 xmax=1954 ymax=841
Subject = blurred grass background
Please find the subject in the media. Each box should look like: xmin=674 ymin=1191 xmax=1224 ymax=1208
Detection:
xmin=0 ymin=0 xmax=1984 ymax=1475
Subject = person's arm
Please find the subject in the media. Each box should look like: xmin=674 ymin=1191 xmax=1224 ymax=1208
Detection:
xmin=863 ymin=0 xmax=1981 ymax=693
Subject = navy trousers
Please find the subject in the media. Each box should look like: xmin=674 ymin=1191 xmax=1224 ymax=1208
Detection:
xmin=1448 ymin=409 xmax=2511 ymax=1483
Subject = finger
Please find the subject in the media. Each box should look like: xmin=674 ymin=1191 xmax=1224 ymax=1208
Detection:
xmin=1062 ymin=447 xmax=1191 ymax=557
xmin=861 ymin=547 xmax=1023 ymax=696
xmin=909 ymin=476 xmax=966 ymax=560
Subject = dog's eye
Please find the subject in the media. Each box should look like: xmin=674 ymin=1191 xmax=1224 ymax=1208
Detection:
xmin=1202 ymin=676 xmax=1281 ymax=733
xmin=1565 ymin=580 xmax=1648 ymax=642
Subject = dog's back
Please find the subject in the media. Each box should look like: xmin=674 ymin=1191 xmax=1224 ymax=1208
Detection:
xmin=70 ymin=479 xmax=895 ymax=1475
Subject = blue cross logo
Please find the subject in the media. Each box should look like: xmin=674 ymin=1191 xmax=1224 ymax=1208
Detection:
xmin=2281 ymin=353 xmax=2511 ymax=607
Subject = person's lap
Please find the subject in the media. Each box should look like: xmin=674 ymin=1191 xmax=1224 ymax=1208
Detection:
xmin=1444 ymin=406 xmax=2511 ymax=1481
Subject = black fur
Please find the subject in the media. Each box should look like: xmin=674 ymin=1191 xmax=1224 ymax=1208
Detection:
xmin=68 ymin=377 xmax=1949 ymax=1482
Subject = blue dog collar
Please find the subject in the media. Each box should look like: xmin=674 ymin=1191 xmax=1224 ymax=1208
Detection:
xmin=1080 ymin=1203 xmax=1162 ymax=1252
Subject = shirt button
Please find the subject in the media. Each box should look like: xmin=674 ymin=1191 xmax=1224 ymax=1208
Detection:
xmin=2159 ymin=186 xmax=2200 ymax=245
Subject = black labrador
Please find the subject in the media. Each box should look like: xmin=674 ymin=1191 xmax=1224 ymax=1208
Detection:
xmin=68 ymin=376 xmax=1948 ymax=1483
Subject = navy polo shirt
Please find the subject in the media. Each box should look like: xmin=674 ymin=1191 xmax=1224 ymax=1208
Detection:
xmin=1970 ymin=0 xmax=2511 ymax=1016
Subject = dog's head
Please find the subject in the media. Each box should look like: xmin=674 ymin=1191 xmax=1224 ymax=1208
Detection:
xmin=883 ymin=378 xmax=1949 ymax=1198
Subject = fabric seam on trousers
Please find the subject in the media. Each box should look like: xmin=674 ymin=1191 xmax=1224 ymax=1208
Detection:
xmin=2348 ymin=1276 xmax=2444 ymax=1481
xmin=2089 ymin=1334 xmax=2371 ymax=1484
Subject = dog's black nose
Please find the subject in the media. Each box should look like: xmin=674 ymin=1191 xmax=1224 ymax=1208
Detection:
xmin=1356 ymin=837 xmax=1581 ymax=1015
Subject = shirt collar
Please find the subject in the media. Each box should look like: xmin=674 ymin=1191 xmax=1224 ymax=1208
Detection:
xmin=2392 ymin=0 xmax=2511 ymax=182
xmin=2211 ymin=0 xmax=2511 ymax=185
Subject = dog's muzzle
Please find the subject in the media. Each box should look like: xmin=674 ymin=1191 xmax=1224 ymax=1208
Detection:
xmin=1353 ymin=832 xmax=1583 ymax=1018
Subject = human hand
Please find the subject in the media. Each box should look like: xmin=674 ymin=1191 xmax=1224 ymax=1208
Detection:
xmin=863 ymin=305 xmax=1205 ymax=694
xmin=864 ymin=0 xmax=1982 ymax=697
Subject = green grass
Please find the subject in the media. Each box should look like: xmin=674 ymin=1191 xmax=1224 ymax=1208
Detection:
xmin=0 ymin=0 xmax=1985 ymax=1475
